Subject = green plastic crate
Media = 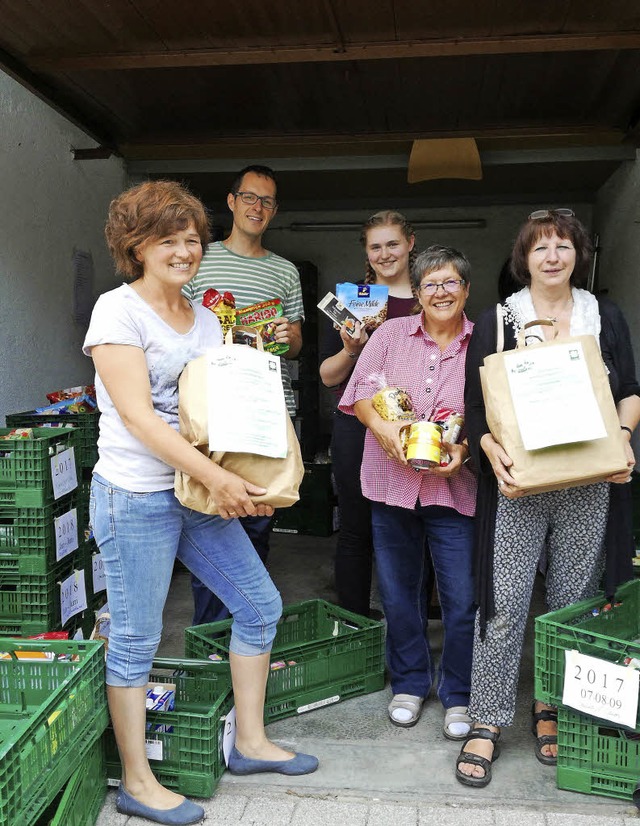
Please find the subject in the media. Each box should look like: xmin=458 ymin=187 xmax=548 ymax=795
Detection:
xmin=0 ymin=588 xmax=102 ymax=641
xmin=0 ymin=554 xmax=86 ymax=627
xmin=34 ymin=736 xmax=106 ymax=826
xmin=5 ymin=411 xmax=99 ymax=471
xmin=0 ymin=638 xmax=108 ymax=826
xmin=39 ymin=737 xmax=106 ymax=826
xmin=535 ymin=579 xmax=640 ymax=723
xmin=557 ymin=705 xmax=640 ymax=801
xmin=0 ymin=428 xmax=78 ymax=508
xmin=105 ymin=658 xmax=233 ymax=798
xmin=0 ymin=493 xmax=82 ymax=574
xmin=185 ymin=599 xmax=385 ymax=722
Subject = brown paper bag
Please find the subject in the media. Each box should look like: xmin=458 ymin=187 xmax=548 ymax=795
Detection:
xmin=480 ymin=324 xmax=628 ymax=495
xmin=174 ymin=341 xmax=304 ymax=515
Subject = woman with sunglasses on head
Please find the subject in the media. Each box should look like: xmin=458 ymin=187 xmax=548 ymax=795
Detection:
xmin=456 ymin=208 xmax=640 ymax=789
xmin=319 ymin=210 xmax=418 ymax=622
xmin=339 ymin=245 xmax=477 ymax=738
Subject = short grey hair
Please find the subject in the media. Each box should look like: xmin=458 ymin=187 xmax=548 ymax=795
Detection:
xmin=411 ymin=245 xmax=471 ymax=291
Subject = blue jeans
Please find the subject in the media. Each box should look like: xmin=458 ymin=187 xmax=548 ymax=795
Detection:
xmin=90 ymin=474 xmax=282 ymax=687
xmin=191 ymin=514 xmax=273 ymax=624
xmin=371 ymin=501 xmax=475 ymax=707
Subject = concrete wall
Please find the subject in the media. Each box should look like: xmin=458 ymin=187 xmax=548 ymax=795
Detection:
xmin=594 ymin=150 xmax=640 ymax=369
xmin=0 ymin=70 xmax=126 ymax=422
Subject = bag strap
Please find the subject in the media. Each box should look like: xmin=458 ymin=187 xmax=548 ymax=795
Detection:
xmin=516 ymin=318 xmax=558 ymax=349
xmin=496 ymin=303 xmax=504 ymax=353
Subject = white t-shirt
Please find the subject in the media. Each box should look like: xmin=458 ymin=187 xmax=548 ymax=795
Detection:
xmin=83 ymin=283 xmax=222 ymax=491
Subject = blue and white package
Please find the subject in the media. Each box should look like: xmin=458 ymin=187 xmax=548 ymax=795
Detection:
xmin=335 ymin=283 xmax=389 ymax=330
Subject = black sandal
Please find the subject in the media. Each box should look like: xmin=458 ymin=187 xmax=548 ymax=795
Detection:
xmin=455 ymin=726 xmax=501 ymax=788
xmin=531 ymin=701 xmax=557 ymax=765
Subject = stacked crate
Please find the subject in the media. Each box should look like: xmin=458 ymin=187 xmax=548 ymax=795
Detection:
xmin=105 ymin=658 xmax=233 ymax=797
xmin=0 ymin=423 xmax=103 ymax=638
xmin=0 ymin=638 xmax=108 ymax=826
xmin=273 ymin=462 xmax=337 ymax=536
xmin=535 ymin=578 xmax=640 ymax=802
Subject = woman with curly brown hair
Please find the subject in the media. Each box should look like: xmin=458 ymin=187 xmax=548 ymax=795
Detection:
xmin=84 ymin=181 xmax=317 ymax=825
xmin=320 ymin=210 xmax=417 ymax=620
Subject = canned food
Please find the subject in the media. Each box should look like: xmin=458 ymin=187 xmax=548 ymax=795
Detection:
xmin=401 ymin=421 xmax=443 ymax=469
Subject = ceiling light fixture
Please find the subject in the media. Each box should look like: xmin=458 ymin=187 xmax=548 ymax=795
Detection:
xmin=287 ymin=219 xmax=486 ymax=232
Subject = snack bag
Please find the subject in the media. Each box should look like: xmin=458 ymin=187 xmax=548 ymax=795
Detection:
xmin=202 ymin=289 xmax=236 ymax=334
xmin=236 ymin=298 xmax=288 ymax=355
xmin=432 ymin=408 xmax=465 ymax=465
xmin=372 ymin=387 xmax=415 ymax=421
xmin=336 ymin=283 xmax=389 ymax=331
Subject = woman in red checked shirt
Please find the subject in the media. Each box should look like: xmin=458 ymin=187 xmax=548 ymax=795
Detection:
xmin=339 ymin=245 xmax=477 ymax=739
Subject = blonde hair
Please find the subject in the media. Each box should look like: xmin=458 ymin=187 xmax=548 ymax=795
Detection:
xmin=360 ymin=210 xmax=417 ymax=284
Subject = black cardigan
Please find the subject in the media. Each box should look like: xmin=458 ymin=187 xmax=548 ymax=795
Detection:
xmin=464 ymin=296 xmax=640 ymax=636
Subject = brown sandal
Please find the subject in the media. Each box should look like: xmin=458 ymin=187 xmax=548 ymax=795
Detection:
xmin=531 ymin=701 xmax=557 ymax=765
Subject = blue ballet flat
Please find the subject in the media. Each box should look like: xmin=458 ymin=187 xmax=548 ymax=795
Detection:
xmin=228 ymin=745 xmax=319 ymax=776
xmin=115 ymin=785 xmax=204 ymax=824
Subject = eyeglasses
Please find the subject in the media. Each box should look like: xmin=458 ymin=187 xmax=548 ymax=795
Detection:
xmin=419 ymin=279 xmax=465 ymax=295
xmin=528 ymin=208 xmax=575 ymax=220
xmin=234 ymin=191 xmax=277 ymax=210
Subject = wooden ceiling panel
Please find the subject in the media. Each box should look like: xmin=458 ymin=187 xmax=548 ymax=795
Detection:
xmin=0 ymin=0 xmax=164 ymax=54
xmin=1 ymin=0 xmax=639 ymax=205
xmin=40 ymin=48 xmax=640 ymax=148
xmin=129 ymin=0 xmax=332 ymax=49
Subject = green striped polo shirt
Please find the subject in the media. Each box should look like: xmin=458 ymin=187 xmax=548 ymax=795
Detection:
xmin=184 ymin=241 xmax=305 ymax=415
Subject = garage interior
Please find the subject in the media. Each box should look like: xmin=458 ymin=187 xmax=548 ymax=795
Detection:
xmin=2 ymin=0 xmax=640 ymax=437
xmin=2 ymin=4 xmax=640 ymax=819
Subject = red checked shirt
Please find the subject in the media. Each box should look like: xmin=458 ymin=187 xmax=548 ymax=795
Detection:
xmin=338 ymin=313 xmax=477 ymax=516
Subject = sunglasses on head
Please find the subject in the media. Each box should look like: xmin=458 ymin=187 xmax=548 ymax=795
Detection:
xmin=528 ymin=208 xmax=575 ymax=220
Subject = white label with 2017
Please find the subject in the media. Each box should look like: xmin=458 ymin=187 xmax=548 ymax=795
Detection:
xmin=563 ymin=649 xmax=639 ymax=729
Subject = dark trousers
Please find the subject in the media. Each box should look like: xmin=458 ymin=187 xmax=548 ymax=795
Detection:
xmin=331 ymin=410 xmax=374 ymax=617
xmin=191 ymin=513 xmax=273 ymax=625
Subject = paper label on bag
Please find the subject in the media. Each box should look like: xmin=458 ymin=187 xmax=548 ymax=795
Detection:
xmin=146 ymin=739 xmax=163 ymax=761
xmin=207 ymin=346 xmax=288 ymax=458
xmin=563 ymin=650 xmax=639 ymax=728
xmin=504 ymin=342 xmax=606 ymax=450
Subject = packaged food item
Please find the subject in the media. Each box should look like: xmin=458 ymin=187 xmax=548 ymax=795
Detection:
xmin=433 ymin=408 xmax=465 ymax=465
xmin=372 ymin=387 xmax=415 ymax=421
xmin=317 ymin=292 xmax=361 ymax=336
xmin=400 ymin=421 xmax=443 ymax=469
xmin=202 ymin=289 xmax=236 ymax=334
xmin=0 ymin=427 xmax=33 ymax=440
xmin=236 ymin=298 xmax=288 ymax=355
xmin=336 ymin=283 xmax=389 ymax=331
xmin=46 ymin=385 xmax=95 ymax=404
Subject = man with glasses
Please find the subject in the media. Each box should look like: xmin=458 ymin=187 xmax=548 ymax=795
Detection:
xmin=184 ymin=164 xmax=304 ymax=624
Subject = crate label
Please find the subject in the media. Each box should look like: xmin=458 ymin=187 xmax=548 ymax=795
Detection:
xmin=60 ymin=569 xmax=87 ymax=626
xmin=92 ymin=551 xmax=107 ymax=592
xmin=51 ymin=447 xmax=78 ymax=499
xmin=297 ymin=695 xmax=340 ymax=714
xmin=145 ymin=738 xmax=163 ymax=761
xmin=222 ymin=706 xmax=237 ymax=766
xmin=563 ymin=649 xmax=640 ymax=728
xmin=54 ymin=507 xmax=79 ymax=561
